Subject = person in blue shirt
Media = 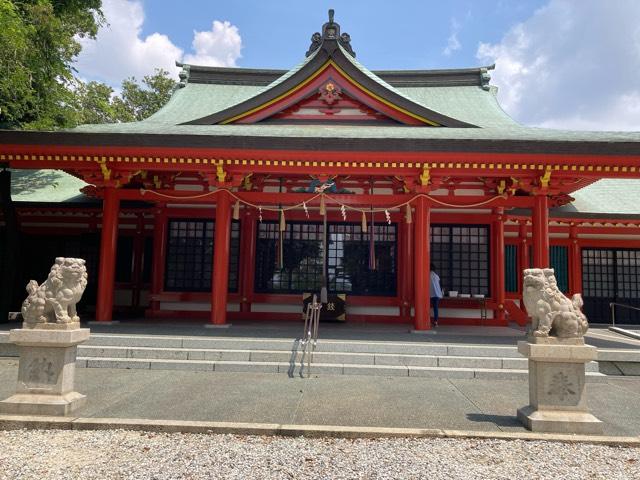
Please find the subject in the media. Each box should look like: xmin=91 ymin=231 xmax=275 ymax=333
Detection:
xmin=430 ymin=263 xmax=443 ymax=327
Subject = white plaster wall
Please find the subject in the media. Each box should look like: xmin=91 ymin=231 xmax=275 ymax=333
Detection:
xmin=251 ymin=303 xmax=302 ymax=313
xmin=410 ymin=307 xmax=494 ymax=319
xmin=159 ymin=302 xmax=240 ymax=312
xmin=346 ymin=306 xmax=399 ymax=316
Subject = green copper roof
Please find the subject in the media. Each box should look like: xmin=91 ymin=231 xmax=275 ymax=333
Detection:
xmin=82 ymin=83 xmax=513 ymax=130
xmin=10 ymin=169 xmax=89 ymax=203
xmin=335 ymin=43 xmax=451 ymax=118
xmin=556 ymin=179 xmax=640 ymax=216
xmin=72 ymin=65 xmax=640 ymax=141
xmin=73 ymin=117 xmax=640 ymax=143
xmin=143 ymin=83 xmax=263 ymax=125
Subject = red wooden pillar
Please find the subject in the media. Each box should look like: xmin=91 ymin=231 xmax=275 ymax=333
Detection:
xmin=400 ymin=217 xmax=414 ymax=319
xmin=239 ymin=208 xmax=257 ymax=314
xmin=211 ymin=191 xmax=231 ymax=325
xmin=413 ymin=197 xmax=431 ymax=330
xmin=569 ymin=223 xmax=582 ymax=295
xmin=149 ymin=204 xmax=167 ymax=314
xmin=493 ymin=208 xmax=506 ymax=324
xmin=96 ymin=187 xmax=119 ymax=322
xmin=532 ymin=194 xmax=550 ymax=268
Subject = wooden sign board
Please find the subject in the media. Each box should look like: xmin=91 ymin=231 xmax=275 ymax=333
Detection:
xmin=302 ymin=293 xmax=346 ymax=322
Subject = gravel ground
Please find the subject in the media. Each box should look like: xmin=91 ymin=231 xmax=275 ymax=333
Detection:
xmin=0 ymin=429 xmax=639 ymax=479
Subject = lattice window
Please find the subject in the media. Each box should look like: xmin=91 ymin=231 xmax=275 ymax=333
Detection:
xmin=254 ymin=222 xmax=324 ymax=294
xmin=616 ymin=250 xmax=640 ymax=300
xmin=430 ymin=225 xmax=490 ymax=296
xmin=581 ymin=248 xmax=640 ymax=324
xmin=164 ymin=219 xmax=240 ymax=292
xmin=582 ymin=249 xmax=615 ymax=298
xmin=254 ymin=221 xmax=397 ymax=296
xmin=328 ymin=223 xmax=397 ymax=296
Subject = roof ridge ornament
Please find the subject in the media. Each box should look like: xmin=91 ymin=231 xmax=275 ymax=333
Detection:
xmin=306 ymin=9 xmax=356 ymax=58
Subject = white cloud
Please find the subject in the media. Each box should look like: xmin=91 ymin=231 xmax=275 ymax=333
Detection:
xmin=477 ymin=0 xmax=640 ymax=131
xmin=184 ymin=21 xmax=242 ymax=67
xmin=74 ymin=0 xmax=242 ymax=86
xmin=443 ymin=18 xmax=462 ymax=57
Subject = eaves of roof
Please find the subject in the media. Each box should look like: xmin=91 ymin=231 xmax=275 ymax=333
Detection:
xmin=3 ymin=127 xmax=640 ymax=156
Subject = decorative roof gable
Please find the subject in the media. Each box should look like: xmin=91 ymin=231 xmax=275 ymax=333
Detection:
xmin=263 ymin=75 xmax=398 ymax=124
xmin=182 ymin=11 xmax=477 ymax=128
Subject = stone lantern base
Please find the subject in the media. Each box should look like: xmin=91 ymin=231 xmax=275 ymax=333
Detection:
xmin=517 ymin=336 xmax=603 ymax=434
xmin=0 ymin=326 xmax=90 ymax=416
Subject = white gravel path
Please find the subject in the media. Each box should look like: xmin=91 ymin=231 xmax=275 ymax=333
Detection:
xmin=0 ymin=429 xmax=639 ymax=479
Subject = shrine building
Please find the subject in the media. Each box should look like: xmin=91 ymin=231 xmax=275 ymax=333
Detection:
xmin=2 ymin=11 xmax=640 ymax=329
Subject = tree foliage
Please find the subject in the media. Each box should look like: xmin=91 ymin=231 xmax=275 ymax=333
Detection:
xmin=116 ymin=69 xmax=177 ymax=122
xmin=71 ymin=69 xmax=177 ymax=125
xmin=0 ymin=0 xmax=103 ymax=129
xmin=0 ymin=1 xmax=176 ymax=129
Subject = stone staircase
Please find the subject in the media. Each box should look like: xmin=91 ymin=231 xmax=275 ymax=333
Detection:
xmin=81 ymin=334 xmax=604 ymax=380
xmin=0 ymin=332 xmax=607 ymax=380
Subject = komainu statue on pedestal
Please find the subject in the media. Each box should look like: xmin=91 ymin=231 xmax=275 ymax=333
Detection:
xmin=523 ymin=268 xmax=589 ymax=338
xmin=21 ymin=257 xmax=88 ymax=326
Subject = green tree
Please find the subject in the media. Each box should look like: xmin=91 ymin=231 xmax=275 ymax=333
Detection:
xmin=0 ymin=0 xmax=103 ymax=129
xmin=72 ymin=80 xmax=120 ymax=124
xmin=71 ymin=69 xmax=177 ymax=125
xmin=112 ymin=69 xmax=177 ymax=122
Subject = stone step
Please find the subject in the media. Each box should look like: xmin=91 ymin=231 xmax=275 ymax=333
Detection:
xmin=76 ymin=345 xmax=600 ymax=372
xmin=75 ymin=356 xmax=607 ymax=381
xmin=81 ymin=334 xmax=523 ymax=357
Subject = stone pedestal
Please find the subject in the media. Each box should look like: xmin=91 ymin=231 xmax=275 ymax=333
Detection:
xmin=0 ymin=325 xmax=90 ymax=416
xmin=517 ymin=336 xmax=603 ymax=434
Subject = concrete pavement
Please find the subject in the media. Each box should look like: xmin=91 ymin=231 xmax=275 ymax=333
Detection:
xmin=2 ymin=357 xmax=640 ymax=437
xmin=2 ymin=323 xmax=640 ymax=439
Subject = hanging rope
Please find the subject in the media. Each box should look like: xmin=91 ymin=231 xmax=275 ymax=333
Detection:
xmin=139 ymin=188 xmax=508 ymax=216
xmin=405 ymin=203 xmax=413 ymax=224
xmin=368 ymin=177 xmax=376 ymax=271
xmin=140 ymin=188 xmax=325 ymax=212
xmin=369 ymin=210 xmax=376 ymax=271
xmin=277 ymin=179 xmax=285 ymax=270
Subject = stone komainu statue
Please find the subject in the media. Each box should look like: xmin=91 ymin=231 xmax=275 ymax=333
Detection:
xmin=522 ymin=268 xmax=589 ymax=338
xmin=21 ymin=257 xmax=88 ymax=326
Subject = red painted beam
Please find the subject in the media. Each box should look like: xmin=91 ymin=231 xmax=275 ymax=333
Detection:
xmin=117 ymin=189 xmax=536 ymax=209
xmin=5 ymin=143 xmax=640 ymax=177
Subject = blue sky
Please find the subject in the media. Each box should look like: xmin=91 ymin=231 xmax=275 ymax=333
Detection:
xmin=137 ymin=0 xmax=546 ymax=70
xmin=74 ymin=0 xmax=640 ymax=131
